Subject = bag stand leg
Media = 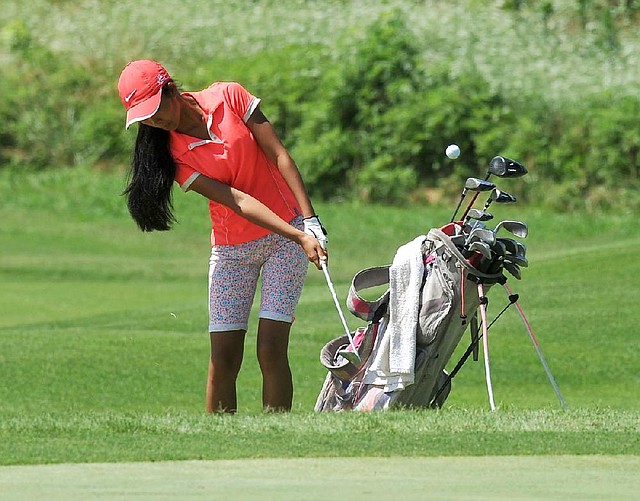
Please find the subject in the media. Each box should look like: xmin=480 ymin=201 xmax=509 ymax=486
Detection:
xmin=478 ymin=282 xmax=496 ymax=411
xmin=503 ymin=283 xmax=568 ymax=411
xmin=430 ymin=293 xmax=520 ymax=408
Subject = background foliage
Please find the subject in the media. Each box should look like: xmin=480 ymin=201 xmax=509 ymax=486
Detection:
xmin=1 ymin=0 xmax=639 ymax=210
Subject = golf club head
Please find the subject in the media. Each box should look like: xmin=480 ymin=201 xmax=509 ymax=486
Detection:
xmin=451 ymin=178 xmax=497 ymax=223
xmin=505 ymin=253 xmax=528 ymax=268
xmin=465 ymin=177 xmax=496 ymax=192
xmin=337 ymin=348 xmax=362 ymax=365
xmin=495 ymin=220 xmax=529 ymax=238
xmin=449 ymin=177 xmax=496 ymax=222
xmin=496 ymin=237 xmax=519 ymax=255
xmin=491 ymin=240 xmax=506 ymax=257
xmin=468 ymin=241 xmax=492 ymax=260
xmin=488 ymin=156 xmax=528 ymax=178
xmin=462 ymin=221 xmax=485 ymax=236
xmin=466 ymin=228 xmax=496 ymax=247
xmin=503 ymin=260 xmax=522 ymax=280
xmin=467 ymin=208 xmax=494 ymax=222
xmin=516 ymin=241 xmax=527 ymax=256
xmin=491 ymin=189 xmax=517 ymax=204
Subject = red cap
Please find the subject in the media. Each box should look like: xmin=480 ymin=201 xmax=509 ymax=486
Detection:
xmin=118 ymin=60 xmax=171 ymax=129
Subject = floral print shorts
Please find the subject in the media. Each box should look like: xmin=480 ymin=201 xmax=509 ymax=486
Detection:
xmin=208 ymin=217 xmax=308 ymax=332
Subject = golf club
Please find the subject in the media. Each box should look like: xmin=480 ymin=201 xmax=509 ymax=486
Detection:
xmin=483 ymin=240 xmax=506 ymax=275
xmin=487 ymin=156 xmax=528 ymax=178
xmin=320 ymin=260 xmax=360 ymax=363
xmin=496 ymin=237 xmax=520 ymax=255
xmin=503 ymin=260 xmax=522 ymax=280
xmin=467 ymin=208 xmax=494 ymax=222
xmin=491 ymin=240 xmax=506 ymax=257
xmin=450 ymin=178 xmax=496 ymax=223
xmin=468 ymin=241 xmax=492 ymax=260
xmin=463 ymin=209 xmax=494 ymax=231
xmin=464 ymin=227 xmax=496 ymax=248
xmin=481 ymin=189 xmax=517 ymax=212
xmin=505 ymin=253 xmax=528 ymax=268
xmin=460 ymin=156 xmax=527 ymax=220
xmin=494 ymin=220 xmax=529 ymax=239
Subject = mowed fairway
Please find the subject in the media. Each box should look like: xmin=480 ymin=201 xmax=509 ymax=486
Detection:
xmin=1 ymin=456 xmax=639 ymax=500
xmin=0 ymin=169 xmax=638 ymax=497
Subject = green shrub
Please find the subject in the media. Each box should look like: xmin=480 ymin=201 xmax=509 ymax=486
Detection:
xmin=0 ymin=20 xmax=129 ymax=170
xmin=291 ymin=10 xmax=515 ymax=202
xmin=1 ymin=2 xmax=639 ymax=212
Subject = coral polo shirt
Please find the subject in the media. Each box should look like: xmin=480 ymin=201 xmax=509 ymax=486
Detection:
xmin=170 ymin=82 xmax=300 ymax=245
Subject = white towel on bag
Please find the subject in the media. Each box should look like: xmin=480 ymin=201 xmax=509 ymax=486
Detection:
xmin=363 ymin=235 xmax=426 ymax=392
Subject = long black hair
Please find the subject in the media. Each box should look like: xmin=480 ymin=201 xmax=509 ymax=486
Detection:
xmin=123 ymin=85 xmax=177 ymax=232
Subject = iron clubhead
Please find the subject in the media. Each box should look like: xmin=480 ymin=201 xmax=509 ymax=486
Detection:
xmin=496 ymin=237 xmax=519 ymax=255
xmin=505 ymin=253 xmax=528 ymax=268
xmin=466 ymin=227 xmax=496 ymax=247
xmin=491 ymin=240 xmax=506 ymax=257
xmin=468 ymin=241 xmax=492 ymax=260
xmin=503 ymin=260 xmax=522 ymax=280
xmin=495 ymin=220 xmax=529 ymax=238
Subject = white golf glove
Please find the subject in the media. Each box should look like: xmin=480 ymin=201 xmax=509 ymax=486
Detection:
xmin=303 ymin=215 xmax=328 ymax=250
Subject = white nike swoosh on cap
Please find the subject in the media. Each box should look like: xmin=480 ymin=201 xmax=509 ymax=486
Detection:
xmin=124 ymin=89 xmax=137 ymax=103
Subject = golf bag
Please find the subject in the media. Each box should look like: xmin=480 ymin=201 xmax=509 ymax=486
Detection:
xmin=315 ymin=225 xmax=504 ymax=412
xmin=315 ymin=156 xmax=567 ymax=412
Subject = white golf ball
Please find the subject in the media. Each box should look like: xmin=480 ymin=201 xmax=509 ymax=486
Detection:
xmin=446 ymin=144 xmax=461 ymax=159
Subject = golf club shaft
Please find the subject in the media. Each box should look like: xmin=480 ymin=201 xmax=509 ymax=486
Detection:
xmin=503 ymin=284 xmax=567 ymax=411
xmin=460 ymin=191 xmax=482 ymax=221
xmin=321 ymin=261 xmax=360 ymax=355
xmin=450 ymin=192 xmax=466 ymax=223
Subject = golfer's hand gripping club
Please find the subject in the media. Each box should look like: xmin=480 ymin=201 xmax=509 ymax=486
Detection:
xmin=303 ymin=215 xmax=328 ymax=250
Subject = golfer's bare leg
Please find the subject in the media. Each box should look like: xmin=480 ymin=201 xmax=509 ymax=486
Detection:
xmin=257 ymin=319 xmax=293 ymax=412
xmin=207 ymin=330 xmax=246 ymax=414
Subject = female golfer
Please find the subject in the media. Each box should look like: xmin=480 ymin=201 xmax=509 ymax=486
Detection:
xmin=117 ymin=59 xmax=327 ymax=413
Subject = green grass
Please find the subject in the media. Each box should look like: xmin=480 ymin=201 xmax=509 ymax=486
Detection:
xmin=0 ymin=168 xmax=639 ymax=465
xmin=1 ymin=410 xmax=638 ymax=465
xmin=2 ymin=456 xmax=639 ymax=500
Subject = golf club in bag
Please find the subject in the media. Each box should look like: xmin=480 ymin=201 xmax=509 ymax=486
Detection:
xmin=315 ymin=155 xmax=565 ymax=412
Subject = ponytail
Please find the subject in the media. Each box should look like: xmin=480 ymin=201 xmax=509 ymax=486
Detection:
xmin=123 ymin=88 xmax=177 ymax=231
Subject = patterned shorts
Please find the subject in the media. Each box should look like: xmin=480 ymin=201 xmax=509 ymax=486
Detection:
xmin=208 ymin=217 xmax=308 ymax=332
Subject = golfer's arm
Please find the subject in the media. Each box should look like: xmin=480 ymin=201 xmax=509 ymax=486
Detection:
xmin=247 ymin=108 xmax=316 ymax=218
xmin=188 ymin=175 xmax=307 ymax=244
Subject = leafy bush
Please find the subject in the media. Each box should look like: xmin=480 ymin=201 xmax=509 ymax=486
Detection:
xmin=1 ymin=2 xmax=639 ymax=211
xmin=0 ymin=20 xmax=132 ymax=170
xmin=505 ymin=89 xmax=640 ymax=194
xmin=291 ymin=11 xmax=514 ymax=202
